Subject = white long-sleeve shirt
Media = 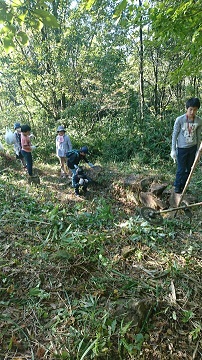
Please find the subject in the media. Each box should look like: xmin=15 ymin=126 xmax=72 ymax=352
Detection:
xmin=171 ymin=114 xmax=202 ymax=151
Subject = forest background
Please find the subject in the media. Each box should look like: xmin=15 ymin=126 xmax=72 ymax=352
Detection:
xmin=1 ymin=0 xmax=201 ymax=162
xmin=0 ymin=0 xmax=202 ymax=359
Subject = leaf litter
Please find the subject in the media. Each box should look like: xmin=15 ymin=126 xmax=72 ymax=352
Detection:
xmin=0 ymin=157 xmax=202 ymax=359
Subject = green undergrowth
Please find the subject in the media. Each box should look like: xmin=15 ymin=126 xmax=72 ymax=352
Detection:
xmin=0 ymin=155 xmax=202 ymax=359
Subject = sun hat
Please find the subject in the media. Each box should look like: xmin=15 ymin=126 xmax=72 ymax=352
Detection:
xmin=14 ymin=122 xmax=21 ymax=130
xmin=57 ymin=125 xmax=66 ymax=132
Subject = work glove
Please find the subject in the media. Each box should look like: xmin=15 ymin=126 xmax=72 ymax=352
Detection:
xmin=30 ymin=145 xmax=37 ymax=150
xmin=170 ymin=150 xmax=176 ymax=163
xmin=79 ymin=178 xmax=84 ymax=185
xmin=88 ymin=162 xmax=94 ymax=168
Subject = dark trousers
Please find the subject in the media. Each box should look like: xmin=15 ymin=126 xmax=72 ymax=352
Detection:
xmin=16 ymin=151 xmax=26 ymax=167
xmin=21 ymin=151 xmax=33 ymax=176
xmin=69 ymin=168 xmax=77 ymax=186
xmin=174 ymin=145 xmax=197 ymax=191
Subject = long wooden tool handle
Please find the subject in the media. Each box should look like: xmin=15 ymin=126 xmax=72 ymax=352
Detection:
xmin=173 ymin=142 xmax=202 ymax=218
xmin=160 ymin=201 xmax=202 ymax=215
xmin=178 ymin=142 xmax=202 ymax=208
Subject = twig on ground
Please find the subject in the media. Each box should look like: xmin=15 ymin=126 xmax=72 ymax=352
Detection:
xmin=169 ymin=280 xmax=177 ymax=303
xmin=181 ymin=273 xmax=202 ymax=290
xmin=192 ymin=340 xmax=199 ymax=360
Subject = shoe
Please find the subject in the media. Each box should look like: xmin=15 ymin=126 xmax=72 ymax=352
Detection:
xmin=75 ymin=190 xmax=80 ymax=196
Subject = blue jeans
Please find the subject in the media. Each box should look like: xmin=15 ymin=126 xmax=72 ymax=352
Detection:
xmin=174 ymin=145 xmax=197 ymax=191
xmin=21 ymin=151 xmax=33 ymax=176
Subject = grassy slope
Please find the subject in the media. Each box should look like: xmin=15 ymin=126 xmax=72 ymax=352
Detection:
xmin=0 ymin=152 xmax=201 ymax=360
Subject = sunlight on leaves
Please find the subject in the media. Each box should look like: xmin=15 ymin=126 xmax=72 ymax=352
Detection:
xmin=82 ymin=0 xmax=97 ymax=11
xmin=113 ymin=0 xmax=127 ymax=19
xmin=3 ymin=36 xmax=15 ymax=53
xmin=33 ymin=9 xmax=59 ymax=28
xmin=11 ymin=0 xmax=23 ymax=7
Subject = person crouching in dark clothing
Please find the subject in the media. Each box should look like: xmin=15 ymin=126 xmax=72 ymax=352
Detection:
xmin=67 ymin=146 xmax=94 ymax=195
xmin=72 ymin=167 xmax=89 ymax=196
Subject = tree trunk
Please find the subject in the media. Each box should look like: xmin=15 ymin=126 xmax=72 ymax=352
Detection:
xmin=139 ymin=0 xmax=144 ymax=125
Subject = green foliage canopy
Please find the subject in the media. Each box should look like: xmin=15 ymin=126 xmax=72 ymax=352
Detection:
xmin=0 ymin=0 xmax=59 ymax=53
xmin=82 ymin=0 xmax=202 ymax=79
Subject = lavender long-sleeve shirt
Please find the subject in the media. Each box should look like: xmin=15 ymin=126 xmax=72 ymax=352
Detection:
xmin=56 ymin=134 xmax=72 ymax=157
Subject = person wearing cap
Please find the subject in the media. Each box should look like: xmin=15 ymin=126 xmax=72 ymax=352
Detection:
xmin=21 ymin=124 xmax=37 ymax=177
xmin=67 ymin=146 xmax=94 ymax=195
xmin=13 ymin=122 xmax=26 ymax=169
xmin=56 ymin=125 xmax=72 ymax=178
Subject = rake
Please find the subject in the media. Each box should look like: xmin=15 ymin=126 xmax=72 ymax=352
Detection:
xmin=141 ymin=142 xmax=202 ymax=225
